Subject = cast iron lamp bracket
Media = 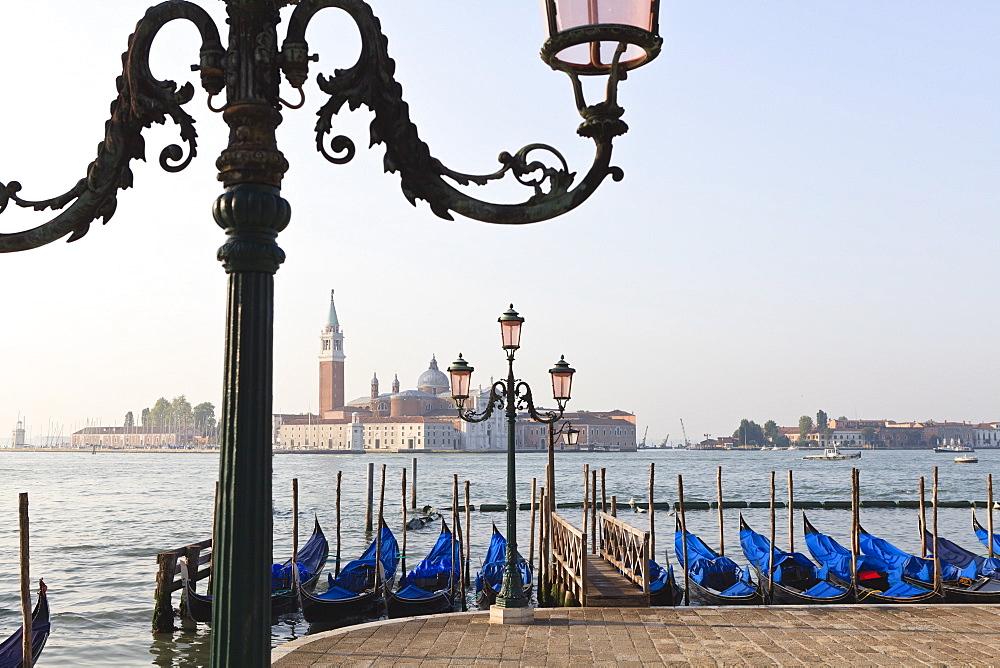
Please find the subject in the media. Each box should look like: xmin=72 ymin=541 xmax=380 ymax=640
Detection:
xmin=0 ymin=0 xmax=655 ymax=252
xmin=279 ymin=0 xmax=634 ymax=225
xmin=457 ymin=379 xmax=565 ymax=426
xmin=0 ymin=1 xmax=225 ymax=253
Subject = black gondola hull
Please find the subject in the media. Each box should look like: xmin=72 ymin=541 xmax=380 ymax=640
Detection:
xmin=900 ymin=576 xmax=1000 ymax=604
xmin=183 ymin=582 xmax=300 ymax=623
xmin=685 ymin=578 xmax=764 ymax=606
xmin=752 ymin=567 xmax=854 ymax=605
xmin=385 ymin=590 xmax=453 ymax=619
xmin=300 ymin=587 xmax=380 ymax=625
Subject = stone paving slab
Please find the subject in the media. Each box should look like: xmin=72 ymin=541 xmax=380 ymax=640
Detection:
xmin=272 ymin=605 xmax=1000 ymax=666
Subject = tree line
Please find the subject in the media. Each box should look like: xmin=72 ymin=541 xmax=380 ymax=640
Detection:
xmin=733 ymin=410 xmax=876 ymax=447
xmin=123 ymin=395 xmax=217 ymax=437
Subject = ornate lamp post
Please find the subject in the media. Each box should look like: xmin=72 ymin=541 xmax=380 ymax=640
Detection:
xmin=0 ymin=0 xmax=658 ymax=663
xmin=448 ymin=306 xmax=575 ymax=622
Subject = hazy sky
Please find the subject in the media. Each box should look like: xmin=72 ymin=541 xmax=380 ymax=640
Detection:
xmin=1 ymin=1 xmax=998 ymax=446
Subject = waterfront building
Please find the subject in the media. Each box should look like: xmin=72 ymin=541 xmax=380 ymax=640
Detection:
xmin=71 ymin=426 xmax=199 ymax=449
xmin=272 ymin=291 xmax=638 ymax=452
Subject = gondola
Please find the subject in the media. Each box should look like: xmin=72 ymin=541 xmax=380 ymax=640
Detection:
xmin=300 ymin=522 xmax=399 ymax=625
xmin=385 ymin=519 xmax=460 ymax=618
xmin=648 ymin=559 xmax=684 ymax=606
xmin=674 ymin=518 xmax=763 ymax=606
xmin=859 ymin=524 xmax=1000 ymax=604
xmin=739 ymin=515 xmax=852 ymax=604
xmin=972 ymin=512 xmax=1000 ymax=556
xmin=802 ymin=514 xmax=940 ymax=603
xmin=0 ymin=581 xmax=49 ymax=668
xmin=475 ymin=525 xmax=531 ymax=609
xmin=920 ymin=528 xmax=1000 ymax=603
xmin=184 ymin=516 xmax=330 ymax=622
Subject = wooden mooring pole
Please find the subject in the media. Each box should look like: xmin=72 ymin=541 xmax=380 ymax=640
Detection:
xmin=464 ymin=480 xmax=471 ymax=588
xmin=291 ymin=478 xmax=299 ymax=588
xmin=411 ymin=457 xmax=418 ymax=509
xmin=335 ymin=470 xmax=342 ymax=576
xmin=787 ymin=470 xmax=794 ymax=553
xmin=538 ymin=486 xmax=547 ymax=604
xmin=365 ymin=462 xmax=375 ymax=533
xmin=989 ymin=473 xmax=995 ymax=559
xmin=582 ymin=464 xmax=589 ymax=543
xmin=677 ymin=475 xmax=689 ymax=606
xmin=529 ymin=477 xmax=537 ymax=571
xmin=452 ymin=474 xmax=461 ymax=610
xmin=932 ymin=467 xmax=941 ymax=594
xmin=918 ymin=476 xmax=926 ymax=547
xmin=769 ymin=470 xmax=776 ymax=604
xmin=19 ymin=493 xmax=32 ymax=664
xmin=648 ymin=462 xmax=655 ymax=560
xmin=850 ymin=468 xmax=859 ymax=596
xmin=717 ymin=466 xmax=724 ymax=556
xmin=590 ymin=468 xmax=597 ymax=555
xmin=600 ymin=468 xmax=607 ymax=513
xmin=401 ymin=468 xmax=408 ymax=576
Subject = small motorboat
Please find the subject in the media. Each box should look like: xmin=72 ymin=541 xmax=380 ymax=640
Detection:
xmin=802 ymin=447 xmax=861 ymax=461
xmin=954 ymin=456 xmax=978 ymax=464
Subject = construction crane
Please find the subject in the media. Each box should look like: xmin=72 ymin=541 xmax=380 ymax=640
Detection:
xmin=680 ymin=419 xmax=690 ymax=448
xmin=639 ymin=426 xmax=649 ymax=448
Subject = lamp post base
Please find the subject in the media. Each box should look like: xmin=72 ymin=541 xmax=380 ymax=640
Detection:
xmin=490 ymin=605 xmax=535 ymax=625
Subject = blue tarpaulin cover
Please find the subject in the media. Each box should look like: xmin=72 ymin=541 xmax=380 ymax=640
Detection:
xmin=923 ymin=531 xmax=1000 ymax=578
xmin=740 ymin=523 xmax=848 ymax=599
xmin=674 ymin=528 xmax=755 ymax=595
xmin=330 ymin=525 xmax=399 ymax=593
xmin=859 ymin=530 xmax=963 ymax=582
xmin=804 ymin=526 xmax=889 ymax=582
xmin=475 ymin=529 xmax=530 ymax=595
xmin=400 ymin=526 xmax=461 ymax=589
xmin=974 ymin=522 xmax=1000 ymax=557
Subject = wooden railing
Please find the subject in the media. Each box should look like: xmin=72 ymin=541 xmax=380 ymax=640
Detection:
xmin=153 ymin=538 xmax=212 ymax=633
xmin=598 ymin=511 xmax=649 ymax=595
xmin=550 ymin=511 xmax=587 ymax=606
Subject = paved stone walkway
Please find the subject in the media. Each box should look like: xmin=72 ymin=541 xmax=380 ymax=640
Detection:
xmin=272 ymin=605 xmax=1000 ymax=666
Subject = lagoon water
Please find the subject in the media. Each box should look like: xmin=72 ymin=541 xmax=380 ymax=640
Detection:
xmin=0 ymin=448 xmax=997 ymax=666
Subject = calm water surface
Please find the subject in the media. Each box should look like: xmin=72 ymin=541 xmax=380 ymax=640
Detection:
xmin=1 ymin=449 xmax=997 ymax=666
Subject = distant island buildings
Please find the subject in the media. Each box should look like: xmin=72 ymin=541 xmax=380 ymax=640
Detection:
xmin=272 ymin=291 xmax=638 ymax=452
xmin=697 ymin=418 xmax=1000 ymax=450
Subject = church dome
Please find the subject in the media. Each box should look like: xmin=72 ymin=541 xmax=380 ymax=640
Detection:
xmin=417 ymin=355 xmax=450 ymax=394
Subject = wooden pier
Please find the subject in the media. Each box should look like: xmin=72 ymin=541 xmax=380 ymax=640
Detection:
xmin=547 ymin=509 xmax=651 ymax=607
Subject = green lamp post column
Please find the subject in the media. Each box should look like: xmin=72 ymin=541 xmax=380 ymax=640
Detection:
xmin=210 ymin=2 xmax=289 ymax=665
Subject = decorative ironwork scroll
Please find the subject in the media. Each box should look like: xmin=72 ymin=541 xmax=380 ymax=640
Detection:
xmin=0 ymin=1 xmax=224 ymax=253
xmin=281 ymin=0 xmax=627 ymax=225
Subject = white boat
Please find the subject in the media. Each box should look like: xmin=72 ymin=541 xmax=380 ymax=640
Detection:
xmin=759 ymin=446 xmax=768 ymax=451
xmin=935 ymin=445 xmax=974 ymax=453
xmin=786 ymin=445 xmax=799 ymax=451
xmin=771 ymin=446 xmax=781 ymax=451
xmin=955 ymin=456 xmax=979 ymax=464
xmin=802 ymin=447 xmax=861 ymax=461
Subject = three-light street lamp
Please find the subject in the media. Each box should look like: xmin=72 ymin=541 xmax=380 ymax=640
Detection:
xmin=448 ymin=306 xmax=575 ymax=619
xmin=1 ymin=0 xmax=659 ymax=663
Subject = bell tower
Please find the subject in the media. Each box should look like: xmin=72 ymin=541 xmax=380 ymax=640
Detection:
xmin=319 ymin=290 xmax=346 ymax=414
